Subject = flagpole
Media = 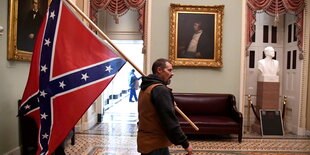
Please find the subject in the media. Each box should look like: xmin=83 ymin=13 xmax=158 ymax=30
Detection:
xmin=64 ymin=0 xmax=199 ymax=131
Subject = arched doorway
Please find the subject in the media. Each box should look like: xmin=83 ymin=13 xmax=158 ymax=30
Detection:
xmin=244 ymin=0 xmax=309 ymax=135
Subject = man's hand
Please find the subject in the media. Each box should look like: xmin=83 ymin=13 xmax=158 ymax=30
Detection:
xmin=195 ymin=52 xmax=202 ymax=58
xmin=185 ymin=144 xmax=193 ymax=155
xmin=28 ymin=33 xmax=34 ymax=39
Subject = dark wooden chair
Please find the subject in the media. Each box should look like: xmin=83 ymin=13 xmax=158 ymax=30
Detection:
xmin=18 ymin=100 xmax=75 ymax=154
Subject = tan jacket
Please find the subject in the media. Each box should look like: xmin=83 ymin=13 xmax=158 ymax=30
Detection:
xmin=137 ymin=84 xmax=172 ymax=154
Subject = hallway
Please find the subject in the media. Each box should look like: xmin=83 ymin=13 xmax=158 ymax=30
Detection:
xmin=64 ymin=96 xmax=310 ymax=155
xmin=65 ymin=95 xmax=139 ymax=154
xmin=82 ymin=95 xmax=138 ymax=136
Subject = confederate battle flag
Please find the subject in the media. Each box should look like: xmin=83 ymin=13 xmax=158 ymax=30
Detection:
xmin=18 ymin=0 xmax=126 ymax=154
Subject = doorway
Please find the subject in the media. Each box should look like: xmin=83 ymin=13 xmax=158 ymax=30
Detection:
xmin=83 ymin=40 xmax=144 ymax=136
xmin=101 ymin=40 xmax=143 ymax=118
xmin=245 ymin=12 xmax=302 ymax=135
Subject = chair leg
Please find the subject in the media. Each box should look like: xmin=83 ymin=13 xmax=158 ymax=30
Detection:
xmin=238 ymin=132 xmax=242 ymax=143
xmin=71 ymin=128 xmax=75 ymax=145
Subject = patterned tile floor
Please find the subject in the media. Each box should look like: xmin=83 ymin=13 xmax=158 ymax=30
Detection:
xmin=65 ymin=97 xmax=310 ymax=155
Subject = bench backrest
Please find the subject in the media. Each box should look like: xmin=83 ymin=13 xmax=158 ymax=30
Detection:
xmin=173 ymin=93 xmax=235 ymax=116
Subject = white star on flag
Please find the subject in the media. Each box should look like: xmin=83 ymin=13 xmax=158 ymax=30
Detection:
xmin=59 ymin=81 xmax=66 ymax=89
xmin=41 ymin=64 xmax=48 ymax=72
xmin=40 ymin=90 xmax=47 ymax=98
xmin=44 ymin=38 xmax=51 ymax=47
xmin=41 ymin=113 xmax=48 ymax=119
xmin=81 ymin=73 xmax=89 ymax=81
xmin=24 ymin=105 xmax=30 ymax=109
xmin=105 ymin=65 xmax=113 ymax=73
xmin=42 ymin=133 xmax=49 ymax=139
xmin=50 ymin=11 xmax=55 ymax=19
xmin=37 ymin=97 xmax=40 ymax=103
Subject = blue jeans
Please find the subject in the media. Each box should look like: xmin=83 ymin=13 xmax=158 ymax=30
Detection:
xmin=129 ymin=88 xmax=137 ymax=102
xmin=141 ymin=147 xmax=170 ymax=155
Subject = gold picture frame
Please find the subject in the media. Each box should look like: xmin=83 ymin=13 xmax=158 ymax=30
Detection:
xmin=169 ymin=4 xmax=224 ymax=67
xmin=8 ymin=0 xmax=50 ymax=61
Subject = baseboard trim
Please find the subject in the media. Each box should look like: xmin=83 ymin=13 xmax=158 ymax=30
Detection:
xmin=104 ymin=91 xmax=129 ymax=111
xmin=3 ymin=146 xmax=21 ymax=155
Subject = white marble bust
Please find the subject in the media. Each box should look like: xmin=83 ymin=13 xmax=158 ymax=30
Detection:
xmin=258 ymin=46 xmax=279 ymax=82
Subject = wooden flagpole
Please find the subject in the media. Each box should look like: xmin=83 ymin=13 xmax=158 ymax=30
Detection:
xmin=65 ymin=0 xmax=199 ymax=131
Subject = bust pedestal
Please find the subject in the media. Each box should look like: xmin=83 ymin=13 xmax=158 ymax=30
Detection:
xmin=252 ymin=76 xmax=280 ymax=134
xmin=256 ymin=81 xmax=280 ymax=109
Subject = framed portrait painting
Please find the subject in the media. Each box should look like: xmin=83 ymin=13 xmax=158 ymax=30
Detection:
xmin=8 ymin=0 xmax=50 ymax=61
xmin=169 ymin=4 xmax=224 ymax=67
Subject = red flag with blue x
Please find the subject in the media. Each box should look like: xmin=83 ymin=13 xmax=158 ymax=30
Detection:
xmin=18 ymin=0 xmax=126 ymax=154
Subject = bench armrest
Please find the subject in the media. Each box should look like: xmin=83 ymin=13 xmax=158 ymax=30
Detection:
xmin=228 ymin=95 xmax=243 ymax=123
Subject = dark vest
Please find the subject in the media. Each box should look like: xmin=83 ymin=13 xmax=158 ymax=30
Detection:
xmin=137 ymin=84 xmax=172 ymax=154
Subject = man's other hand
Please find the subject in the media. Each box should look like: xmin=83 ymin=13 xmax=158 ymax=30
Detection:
xmin=185 ymin=144 xmax=193 ymax=155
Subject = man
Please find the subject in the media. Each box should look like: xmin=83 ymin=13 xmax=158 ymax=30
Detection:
xmin=137 ymin=58 xmax=193 ymax=155
xmin=179 ymin=21 xmax=213 ymax=59
xmin=129 ymin=69 xmax=141 ymax=102
xmin=18 ymin=0 xmax=43 ymax=52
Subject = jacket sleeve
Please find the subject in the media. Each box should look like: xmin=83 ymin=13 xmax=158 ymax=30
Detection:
xmin=151 ymin=86 xmax=189 ymax=148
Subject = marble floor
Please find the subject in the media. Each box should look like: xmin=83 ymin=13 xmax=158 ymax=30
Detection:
xmin=65 ymin=96 xmax=310 ymax=155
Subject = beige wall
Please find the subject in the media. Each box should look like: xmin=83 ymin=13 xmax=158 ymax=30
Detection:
xmin=0 ymin=0 xmax=30 ymax=154
xmin=306 ymin=31 xmax=310 ymax=132
xmin=307 ymin=54 xmax=310 ymax=132
xmin=149 ymin=1 xmax=242 ymax=99
xmin=97 ymin=9 xmax=142 ymax=40
xmin=0 ymin=0 xmax=86 ymax=154
xmin=1 ymin=0 xmax=306 ymax=154
xmin=304 ymin=0 xmax=310 ymax=133
xmin=0 ymin=0 xmax=243 ymax=152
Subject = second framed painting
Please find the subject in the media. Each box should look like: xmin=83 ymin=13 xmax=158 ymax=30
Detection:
xmin=8 ymin=0 xmax=50 ymax=61
xmin=169 ymin=4 xmax=224 ymax=67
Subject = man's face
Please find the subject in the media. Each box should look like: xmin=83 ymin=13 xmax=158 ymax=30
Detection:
xmin=157 ymin=62 xmax=174 ymax=85
xmin=193 ymin=23 xmax=201 ymax=32
xmin=33 ymin=0 xmax=39 ymax=10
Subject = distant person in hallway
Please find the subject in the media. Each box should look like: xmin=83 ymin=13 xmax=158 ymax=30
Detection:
xmin=129 ymin=69 xmax=141 ymax=102
xmin=258 ymin=46 xmax=279 ymax=76
xmin=137 ymin=58 xmax=193 ymax=155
